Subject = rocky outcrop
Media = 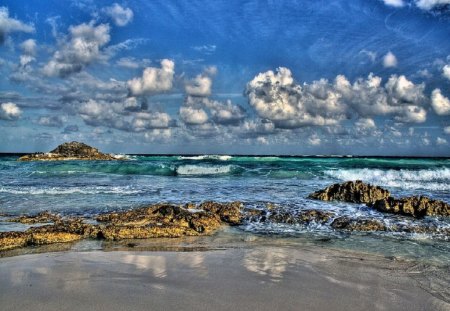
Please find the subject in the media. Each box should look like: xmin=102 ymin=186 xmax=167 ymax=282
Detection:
xmin=309 ymin=181 xmax=450 ymax=218
xmin=0 ymin=202 xmax=244 ymax=251
xmin=371 ymin=196 xmax=450 ymax=218
xmin=308 ymin=181 xmax=390 ymax=204
xmin=18 ymin=141 xmax=117 ymax=161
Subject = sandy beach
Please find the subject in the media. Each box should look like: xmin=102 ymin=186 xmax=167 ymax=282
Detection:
xmin=1 ymin=238 xmax=449 ymax=311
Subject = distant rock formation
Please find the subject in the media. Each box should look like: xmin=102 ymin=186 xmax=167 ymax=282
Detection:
xmin=309 ymin=181 xmax=450 ymax=218
xmin=18 ymin=141 xmax=117 ymax=161
xmin=307 ymin=180 xmax=391 ymax=204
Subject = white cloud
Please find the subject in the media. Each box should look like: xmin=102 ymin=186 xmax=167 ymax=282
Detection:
xmin=103 ymin=3 xmax=134 ymax=27
xmin=37 ymin=115 xmax=66 ymax=127
xmin=206 ymin=99 xmax=246 ymax=125
xmin=443 ymin=65 xmax=450 ymax=81
xmin=444 ymin=126 xmax=450 ymax=134
xmin=19 ymin=55 xmax=34 ymax=67
xmin=415 ymin=0 xmax=450 ymax=10
xmin=355 ymin=118 xmax=376 ymax=131
xmin=116 ymin=57 xmax=151 ymax=69
xmin=43 ymin=22 xmax=111 ymax=77
xmin=0 ymin=102 xmax=21 ymax=120
xmin=431 ymin=89 xmax=450 ymax=115
xmin=245 ymin=67 xmax=346 ymax=128
xmin=179 ymin=106 xmax=209 ymax=125
xmin=185 ymin=74 xmax=213 ymax=97
xmin=246 ymin=68 xmax=427 ymax=128
xmin=383 ymin=51 xmax=398 ymax=68
xmin=0 ymin=7 xmax=34 ymax=43
xmin=127 ymin=59 xmax=175 ymax=96
xmin=382 ymin=0 xmax=405 ymax=7
xmin=436 ymin=137 xmax=447 ymax=145
xmin=20 ymin=39 xmax=36 ymax=55
xmin=308 ymin=134 xmax=321 ymax=146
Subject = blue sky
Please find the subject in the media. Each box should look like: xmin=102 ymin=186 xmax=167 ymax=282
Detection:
xmin=0 ymin=0 xmax=449 ymax=155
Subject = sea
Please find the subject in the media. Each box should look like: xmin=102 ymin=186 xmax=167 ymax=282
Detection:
xmin=0 ymin=154 xmax=449 ymax=263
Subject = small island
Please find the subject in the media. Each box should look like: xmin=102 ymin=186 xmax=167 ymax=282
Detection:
xmin=18 ymin=141 xmax=118 ymax=161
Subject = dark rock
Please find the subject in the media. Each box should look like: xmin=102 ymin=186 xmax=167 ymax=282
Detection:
xmin=371 ymin=196 xmax=450 ymax=218
xmin=308 ymin=180 xmax=390 ymax=204
xmin=18 ymin=141 xmax=117 ymax=161
xmin=268 ymin=209 xmax=334 ymax=225
xmin=331 ymin=217 xmax=386 ymax=232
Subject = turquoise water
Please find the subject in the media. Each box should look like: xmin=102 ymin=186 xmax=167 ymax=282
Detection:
xmin=0 ymin=155 xmax=449 ymax=261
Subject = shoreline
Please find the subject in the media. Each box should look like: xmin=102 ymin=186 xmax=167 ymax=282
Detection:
xmin=0 ymin=240 xmax=449 ymax=311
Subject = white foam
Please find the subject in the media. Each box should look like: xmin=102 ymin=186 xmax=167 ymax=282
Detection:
xmin=325 ymin=168 xmax=450 ymax=191
xmin=0 ymin=186 xmax=143 ymax=195
xmin=178 ymin=155 xmax=232 ymax=161
xmin=176 ymin=165 xmax=233 ymax=175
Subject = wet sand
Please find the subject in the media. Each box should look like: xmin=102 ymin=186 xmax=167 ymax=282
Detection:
xmin=0 ymin=243 xmax=449 ymax=311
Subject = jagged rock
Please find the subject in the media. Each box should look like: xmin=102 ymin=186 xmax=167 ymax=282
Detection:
xmin=18 ymin=141 xmax=117 ymax=161
xmin=331 ymin=217 xmax=386 ymax=232
xmin=371 ymin=196 xmax=450 ymax=218
xmin=308 ymin=180 xmax=390 ymax=204
xmin=0 ymin=232 xmax=30 ymax=251
xmin=198 ymin=201 xmax=243 ymax=225
xmin=7 ymin=211 xmax=60 ymax=224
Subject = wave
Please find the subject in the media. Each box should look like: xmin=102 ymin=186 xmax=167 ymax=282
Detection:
xmin=0 ymin=186 xmax=144 ymax=195
xmin=175 ymin=165 xmax=235 ymax=176
xmin=178 ymin=155 xmax=232 ymax=161
xmin=325 ymin=168 xmax=450 ymax=191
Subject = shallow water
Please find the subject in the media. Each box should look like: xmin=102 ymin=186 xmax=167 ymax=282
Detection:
xmin=0 ymin=155 xmax=449 ymax=261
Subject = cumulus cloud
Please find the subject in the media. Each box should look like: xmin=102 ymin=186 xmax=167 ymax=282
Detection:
xmin=103 ymin=3 xmax=133 ymax=27
xmin=355 ymin=118 xmax=376 ymax=131
xmin=443 ymin=65 xmax=450 ymax=81
xmin=78 ymin=98 xmax=172 ymax=132
xmin=0 ymin=7 xmax=34 ymax=44
xmin=245 ymin=67 xmax=427 ymax=129
xmin=37 ymin=115 xmax=66 ymax=127
xmin=383 ymin=51 xmax=398 ymax=68
xmin=185 ymin=74 xmax=213 ymax=97
xmin=431 ymin=89 xmax=450 ymax=115
xmin=206 ymin=99 xmax=246 ymax=125
xmin=382 ymin=0 xmax=405 ymax=7
xmin=245 ymin=67 xmax=346 ymax=128
xmin=127 ymin=59 xmax=175 ymax=96
xmin=444 ymin=126 xmax=450 ymax=134
xmin=0 ymin=102 xmax=21 ymax=120
xmin=436 ymin=137 xmax=447 ymax=145
xmin=43 ymin=22 xmax=111 ymax=77
xmin=415 ymin=0 xmax=450 ymax=10
xmin=20 ymin=39 xmax=36 ymax=55
xmin=179 ymin=106 xmax=209 ymax=125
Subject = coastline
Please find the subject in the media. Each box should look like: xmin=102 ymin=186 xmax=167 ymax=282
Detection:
xmin=0 ymin=237 xmax=449 ymax=311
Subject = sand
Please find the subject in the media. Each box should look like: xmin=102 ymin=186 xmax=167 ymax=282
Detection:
xmin=0 ymin=242 xmax=449 ymax=311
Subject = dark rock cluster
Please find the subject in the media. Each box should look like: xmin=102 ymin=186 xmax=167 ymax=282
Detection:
xmin=309 ymin=181 xmax=450 ymax=218
xmin=18 ymin=141 xmax=117 ymax=161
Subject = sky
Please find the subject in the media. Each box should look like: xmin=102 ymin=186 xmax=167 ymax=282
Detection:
xmin=0 ymin=0 xmax=449 ymax=155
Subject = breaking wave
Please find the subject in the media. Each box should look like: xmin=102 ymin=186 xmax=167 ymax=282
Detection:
xmin=175 ymin=164 xmax=236 ymax=176
xmin=325 ymin=168 xmax=450 ymax=191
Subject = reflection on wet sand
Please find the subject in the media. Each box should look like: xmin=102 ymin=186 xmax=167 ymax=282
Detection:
xmin=243 ymin=248 xmax=292 ymax=281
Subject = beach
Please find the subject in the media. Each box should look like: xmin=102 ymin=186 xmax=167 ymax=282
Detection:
xmin=1 ymin=236 xmax=449 ymax=311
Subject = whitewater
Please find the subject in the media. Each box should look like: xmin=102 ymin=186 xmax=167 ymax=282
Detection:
xmin=0 ymin=155 xmax=449 ymax=262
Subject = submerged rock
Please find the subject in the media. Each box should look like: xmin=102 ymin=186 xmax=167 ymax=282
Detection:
xmin=371 ymin=196 xmax=450 ymax=218
xmin=268 ymin=209 xmax=334 ymax=225
xmin=308 ymin=180 xmax=390 ymax=204
xmin=18 ymin=141 xmax=117 ymax=161
xmin=331 ymin=217 xmax=387 ymax=232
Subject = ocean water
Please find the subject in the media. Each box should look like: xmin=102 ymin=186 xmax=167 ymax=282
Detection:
xmin=0 ymin=155 xmax=449 ymax=262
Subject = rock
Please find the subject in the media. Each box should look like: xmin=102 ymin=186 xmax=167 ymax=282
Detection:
xmin=7 ymin=211 xmax=60 ymax=224
xmin=371 ymin=196 xmax=450 ymax=218
xmin=331 ymin=217 xmax=386 ymax=232
xmin=268 ymin=209 xmax=334 ymax=225
xmin=0 ymin=232 xmax=30 ymax=251
xmin=18 ymin=141 xmax=117 ymax=161
xmin=198 ymin=201 xmax=243 ymax=225
xmin=308 ymin=181 xmax=391 ymax=204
